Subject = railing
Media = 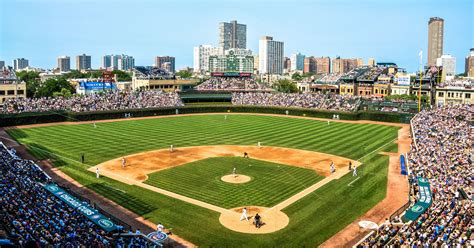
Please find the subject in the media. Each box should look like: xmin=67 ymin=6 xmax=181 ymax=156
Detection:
xmin=113 ymin=233 xmax=163 ymax=248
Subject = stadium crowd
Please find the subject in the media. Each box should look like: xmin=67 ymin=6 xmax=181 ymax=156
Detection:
xmin=1 ymin=90 xmax=184 ymax=114
xmin=232 ymin=92 xmax=361 ymax=111
xmin=195 ymin=77 xmax=270 ymax=91
xmin=0 ymin=144 xmax=165 ymax=247
xmin=359 ymin=105 xmax=473 ymax=247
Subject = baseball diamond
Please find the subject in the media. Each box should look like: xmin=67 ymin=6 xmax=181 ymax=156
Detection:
xmin=3 ymin=113 xmax=410 ymax=247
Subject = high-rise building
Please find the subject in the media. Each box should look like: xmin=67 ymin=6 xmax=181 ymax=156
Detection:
xmin=101 ymin=55 xmax=112 ymax=69
xmin=290 ymin=53 xmax=305 ymax=71
xmin=303 ymin=57 xmax=316 ymax=74
xmin=283 ymin=57 xmax=291 ymax=71
xmin=258 ymin=36 xmax=284 ymax=75
xmin=465 ymin=48 xmax=474 ymax=77
xmin=0 ymin=61 xmax=5 ymax=69
xmin=428 ymin=17 xmax=444 ymax=66
xmin=57 ymin=56 xmax=71 ymax=72
xmin=76 ymin=54 xmax=91 ymax=71
xmin=331 ymin=57 xmax=359 ymax=73
xmin=219 ymin=20 xmax=246 ymax=50
xmin=155 ymin=56 xmax=176 ymax=73
xmin=193 ymin=45 xmax=224 ymax=73
xmin=101 ymin=54 xmax=134 ymax=71
xmin=436 ymin=54 xmax=456 ymax=77
xmin=253 ymin=55 xmax=259 ymax=71
xmin=315 ymin=57 xmax=331 ymax=74
xmin=117 ymin=55 xmax=135 ymax=71
xmin=12 ymin=58 xmax=29 ymax=71
xmin=368 ymin=58 xmax=376 ymax=66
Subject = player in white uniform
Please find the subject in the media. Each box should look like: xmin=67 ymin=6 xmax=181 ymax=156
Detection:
xmin=93 ymin=122 xmax=97 ymax=128
xmin=96 ymin=167 xmax=100 ymax=178
xmin=240 ymin=207 xmax=249 ymax=221
xmin=353 ymin=166 xmax=358 ymax=176
xmin=121 ymin=157 xmax=126 ymax=168
xmin=170 ymin=145 xmax=174 ymax=152
xmin=157 ymin=223 xmax=164 ymax=233
xmin=258 ymin=142 xmax=261 ymax=148
xmin=330 ymin=162 xmax=335 ymax=174
xmin=233 ymin=167 xmax=237 ymax=178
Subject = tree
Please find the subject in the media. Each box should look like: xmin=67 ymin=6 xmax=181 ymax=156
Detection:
xmin=112 ymin=70 xmax=132 ymax=81
xmin=274 ymin=79 xmax=299 ymax=93
xmin=37 ymin=78 xmax=75 ymax=97
xmin=291 ymin=73 xmax=303 ymax=81
xmin=176 ymin=70 xmax=192 ymax=79
xmin=15 ymin=71 xmax=41 ymax=97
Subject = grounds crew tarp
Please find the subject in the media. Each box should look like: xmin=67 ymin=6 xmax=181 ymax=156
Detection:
xmin=403 ymin=177 xmax=432 ymax=221
xmin=43 ymin=184 xmax=117 ymax=232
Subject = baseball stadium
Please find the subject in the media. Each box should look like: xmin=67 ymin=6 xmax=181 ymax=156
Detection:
xmin=0 ymin=68 xmax=472 ymax=247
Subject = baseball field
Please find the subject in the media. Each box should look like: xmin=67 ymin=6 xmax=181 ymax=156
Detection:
xmin=6 ymin=114 xmax=402 ymax=247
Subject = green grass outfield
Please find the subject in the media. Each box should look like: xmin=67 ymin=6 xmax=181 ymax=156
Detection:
xmin=145 ymin=157 xmax=324 ymax=208
xmin=7 ymin=114 xmax=399 ymax=247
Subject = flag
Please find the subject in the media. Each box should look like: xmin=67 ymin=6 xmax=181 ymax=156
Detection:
xmin=418 ymin=50 xmax=423 ymax=58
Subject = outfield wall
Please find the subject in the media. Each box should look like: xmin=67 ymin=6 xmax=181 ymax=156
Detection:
xmin=0 ymin=105 xmax=414 ymax=127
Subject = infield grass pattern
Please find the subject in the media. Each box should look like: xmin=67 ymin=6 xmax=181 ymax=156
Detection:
xmin=7 ymin=114 xmax=400 ymax=247
xmin=145 ymin=157 xmax=323 ymax=208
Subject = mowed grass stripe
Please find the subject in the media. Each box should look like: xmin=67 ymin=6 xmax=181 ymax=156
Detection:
xmin=7 ymin=114 xmax=400 ymax=247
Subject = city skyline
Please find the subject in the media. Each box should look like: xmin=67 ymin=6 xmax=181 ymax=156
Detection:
xmin=0 ymin=0 xmax=472 ymax=73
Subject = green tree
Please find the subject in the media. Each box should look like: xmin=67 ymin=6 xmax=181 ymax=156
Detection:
xmin=291 ymin=73 xmax=303 ymax=81
xmin=112 ymin=70 xmax=132 ymax=81
xmin=176 ymin=70 xmax=192 ymax=79
xmin=37 ymin=78 xmax=75 ymax=97
xmin=15 ymin=71 xmax=41 ymax=97
xmin=274 ymin=79 xmax=299 ymax=93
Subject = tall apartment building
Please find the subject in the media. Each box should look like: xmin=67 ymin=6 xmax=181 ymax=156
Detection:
xmin=428 ymin=17 xmax=444 ymax=66
xmin=101 ymin=55 xmax=134 ymax=71
xmin=315 ymin=57 xmax=331 ymax=74
xmin=219 ymin=20 xmax=246 ymax=50
xmin=290 ymin=53 xmax=305 ymax=71
xmin=368 ymin=58 xmax=376 ymax=66
xmin=258 ymin=36 xmax=284 ymax=75
xmin=76 ymin=54 xmax=91 ymax=71
xmin=155 ymin=56 xmax=176 ymax=73
xmin=465 ymin=48 xmax=474 ymax=77
xmin=193 ymin=45 xmax=224 ymax=73
xmin=0 ymin=61 xmax=5 ymax=69
xmin=57 ymin=56 xmax=71 ymax=72
xmin=332 ymin=57 xmax=359 ymax=74
xmin=284 ymin=57 xmax=291 ymax=71
xmin=12 ymin=58 xmax=29 ymax=71
xmin=303 ymin=57 xmax=316 ymax=73
xmin=436 ymin=54 xmax=456 ymax=77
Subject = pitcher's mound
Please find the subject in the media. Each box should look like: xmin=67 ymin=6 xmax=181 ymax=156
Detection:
xmin=221 ymin=174 xmax=251 ymax=184
xmin=219 ymin=206 xmax=289 ymax=234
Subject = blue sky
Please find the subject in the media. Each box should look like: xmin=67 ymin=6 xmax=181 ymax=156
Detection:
xmin=0 ymin=0 xmax=472 ymax=73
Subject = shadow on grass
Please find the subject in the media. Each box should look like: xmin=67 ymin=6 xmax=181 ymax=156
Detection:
xmin=88 ymin=183 xmax=158 ymax=216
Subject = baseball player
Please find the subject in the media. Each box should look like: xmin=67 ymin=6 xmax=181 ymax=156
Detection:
xmin=348 ymin=161 xmax=352 ymax=171
xmin=225 ymin=115 xmax=227 ymax=120
xmin=257 ymin=142 xmax=261 ymax=148
xmin=121 ymin=157 xmax=126 ymax=168
xmin=353 ymin=166 xmax=358 ymax=177
xmin=157 ymin=223 xmax=164 ymax=233
xmin=240 ymin=207 xmax=249 ymax=221
xmin=96 ymin=167 xmax=100 ymax=178
xmin=170 ymin=145 xmax=174 ymax=152
xmin=243 ymin=152 xmax=249 ymax=158
xmin=233 ymin=167 xmax=237 ymax=178
xmin=93 ymin=122 xmax=97 ymax=128
xmin=330 ymin=162 xmax=335 ymax=174
xmin=328 ymin=120 xmax=330 ymax=125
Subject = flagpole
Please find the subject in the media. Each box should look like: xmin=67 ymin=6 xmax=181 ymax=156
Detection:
xmin=418 ymin=50 xmax=423 ymax=112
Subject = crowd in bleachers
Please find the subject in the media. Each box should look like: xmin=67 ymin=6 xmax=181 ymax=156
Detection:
xmin=0 ymin=144 xmax=165 ymax=247
xmin=0 ymin=145 xmax=116 ymax=246
xmin=359 ymin=105 xmax=473 ymax=247
xmin=232 ymin=92 xmax=361 ymax=111
xmin=1 ymin=90 xmax=184 ymax=114
xmin=358 ymin=67 xmax=384 ymax=82
xmin=437 ymin=79 xmax=473 ymax=88
xmin=195 ymin=77 xmax=271 ymax=91
xmin=133 ymin=66 xmax=174 ymax=80
xmin=316 ymin=73 xmax=341 ymax=84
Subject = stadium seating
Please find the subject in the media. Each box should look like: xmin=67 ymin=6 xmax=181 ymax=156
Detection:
xmin=1 ymin=90 xmax=184 ymax=114
xmin=232 ymin=92 xmax=361 ymax=112
xmin=358 ymin=105 xmax=472 ymax=247
xmin=195 ymin=77 xmax=271 ymax=91
xmin=0 ymin=143 xmax=163 ymax=247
